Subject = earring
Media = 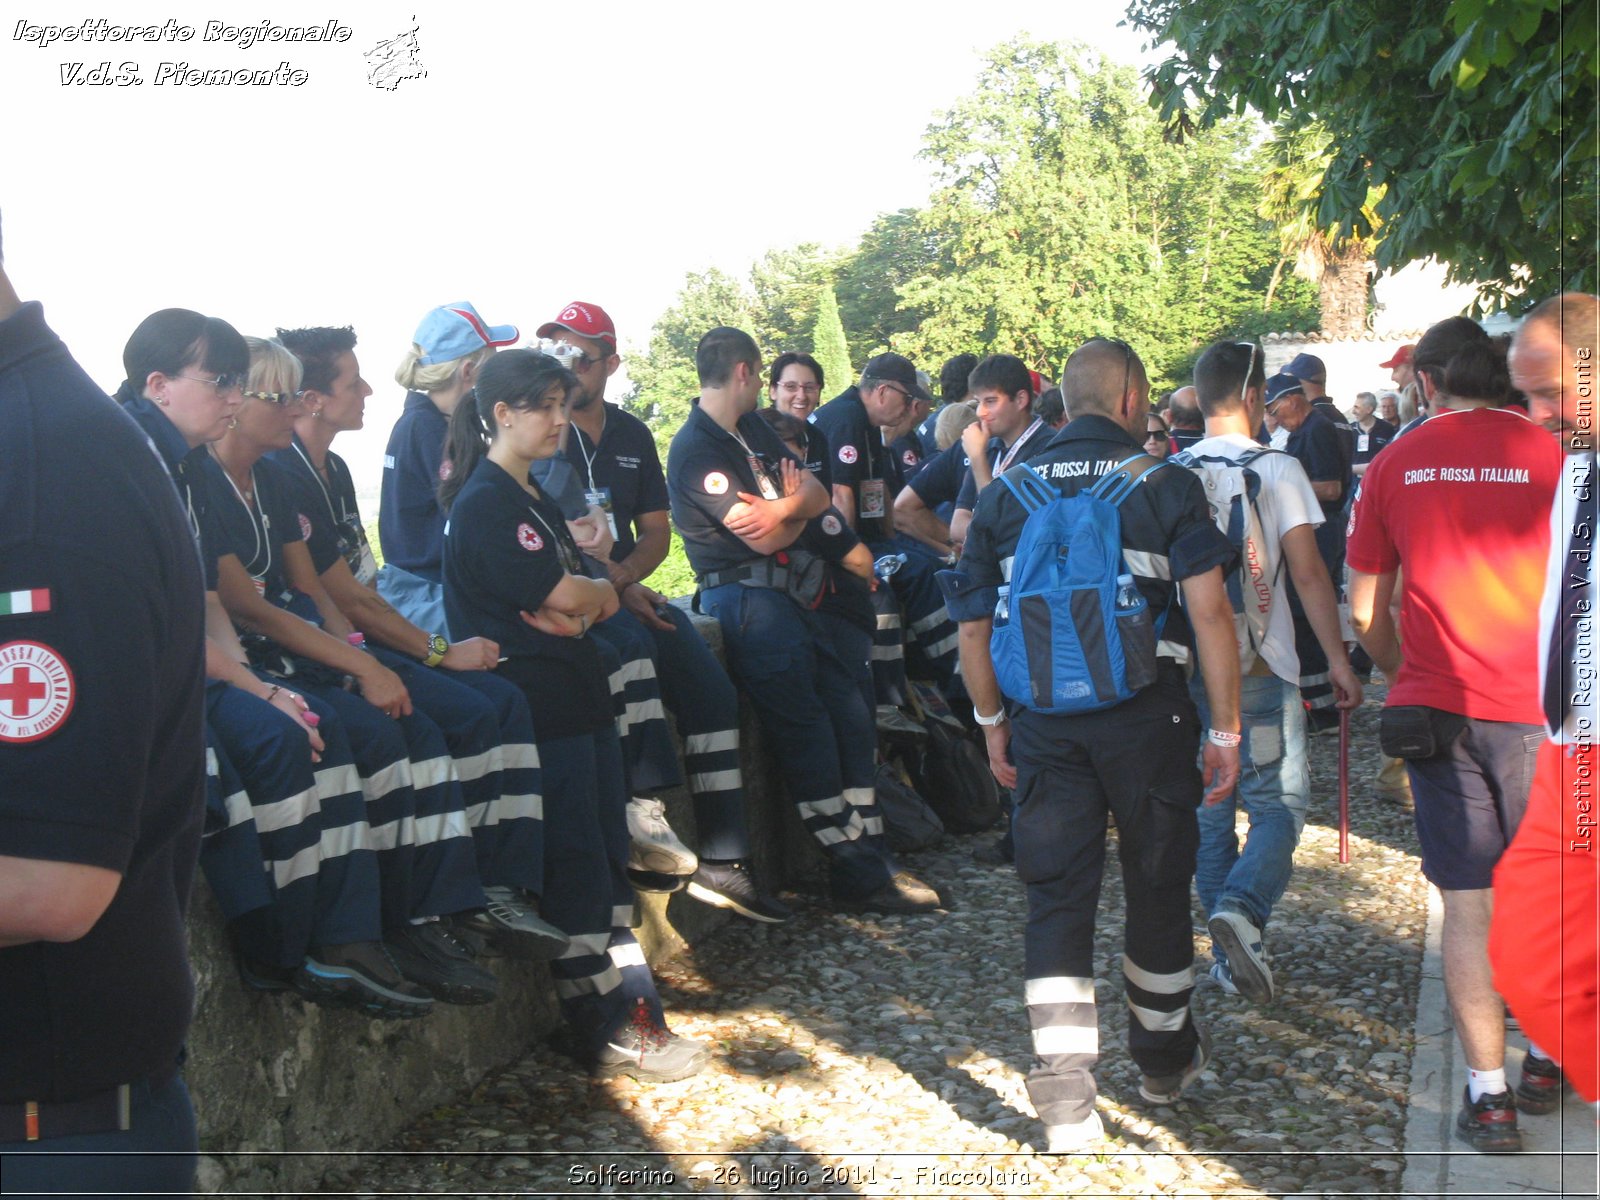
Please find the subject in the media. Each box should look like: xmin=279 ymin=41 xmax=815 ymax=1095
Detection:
xmin=228 ymin=417 xmax=239 ymax=429
xmin=156 ymin=394 xmax=169 ymax=407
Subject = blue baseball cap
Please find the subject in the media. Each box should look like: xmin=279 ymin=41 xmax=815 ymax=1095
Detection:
xmin=1282 ymin=352 xmax=1327 ymax=383
xmin=1264 ymin=372 xmax=1305 ymax=408
xmin=413 ymin=302 xmax=520 ymax=366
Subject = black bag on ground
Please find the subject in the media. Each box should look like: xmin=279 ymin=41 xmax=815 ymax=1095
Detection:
xmin=874 ymin=761 xmax=944 ymax=852
xmin=904 ymin=720 xmax=1002 ymax=834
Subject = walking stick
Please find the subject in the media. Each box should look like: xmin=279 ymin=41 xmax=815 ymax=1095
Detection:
xmin=1338 ymin=707 xmax=1351 ymax=864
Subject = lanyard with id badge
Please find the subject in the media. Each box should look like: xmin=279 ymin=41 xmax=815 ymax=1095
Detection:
xmin=731 ymin=427 xmax=783 ymax=502
xmin=573 ymin=422 xmax=620 ymax=540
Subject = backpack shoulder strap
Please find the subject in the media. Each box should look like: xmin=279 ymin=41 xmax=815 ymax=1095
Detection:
xmin=1092 ymin=453 xmax=1169 ymax=507
xmin=998 ymin=462 xmax=1057 ymax=513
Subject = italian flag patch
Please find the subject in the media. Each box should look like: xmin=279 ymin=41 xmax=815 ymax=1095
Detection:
xmin=0 ymin=589 xmax=51 ymax=617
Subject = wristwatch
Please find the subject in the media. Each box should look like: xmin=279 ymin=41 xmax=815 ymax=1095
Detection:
xmin=423 ymin=633 xmax=448 ymax=667
xmin=973 ymin=704 xmax=1008 ymax=727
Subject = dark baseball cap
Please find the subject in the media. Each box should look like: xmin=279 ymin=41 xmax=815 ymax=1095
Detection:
xmin=1283 ymin=352 xmax=1327 ymax=383
xmin=863 ymin=352 xmax=932 ymax=403
xmin=1264 ymin=372 xmax=1305 ymax=409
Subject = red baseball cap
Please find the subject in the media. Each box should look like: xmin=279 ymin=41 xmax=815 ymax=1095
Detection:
xmin=1379 ymin=344 xmax=1415 ymax=369
xmin=537 ymin=301 xmax=616 ymax=349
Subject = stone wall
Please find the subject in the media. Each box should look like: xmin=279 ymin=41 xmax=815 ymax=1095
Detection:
xmin=187 ymin=606 xmax=824 ymax=1194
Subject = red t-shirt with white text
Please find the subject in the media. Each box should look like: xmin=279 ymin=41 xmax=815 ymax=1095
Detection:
xmin=1346 ymin=406 xmax=1561 ymax=722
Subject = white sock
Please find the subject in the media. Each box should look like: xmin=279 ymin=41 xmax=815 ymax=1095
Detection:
xmin=1526 ymin=1042 xmax=1551 ymax=1063
xmin=1468 ymin=1066 xmax=1507 ymax=1101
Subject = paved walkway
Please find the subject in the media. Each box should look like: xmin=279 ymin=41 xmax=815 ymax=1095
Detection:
xmin=1401 ymin=887 xmax=1597 ymax=1200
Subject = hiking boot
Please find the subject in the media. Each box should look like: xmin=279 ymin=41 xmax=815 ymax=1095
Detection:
xmin=236 ymin=953 xmax=297 ymax=993
xmin=298 ymin=940 xmax=434 ymax=1019
xmin=386 ymin=920 xmax=499 ymax=1006
xmin=1207 ymin=910 xmax=1274 ymax=1005
xmin=593 ymin=1010 xmax=710 ymax=1082
xmin=1207 ymin=960 xmax=1239 ymax=996
xmin=1042 ymin=1109 xmax=1105 ymax=1154
xmin=1306 ymin=706 xmax=1341 ymax=736
xmin=1139 ymin=1023 xmax=1212 ymax=1104
xmin=1456 ymin=1086 xmax=1523 ymax=1152
xmin=1516 ymin=1053 xmax=1568 ymax=1115
xmin=467 ymin=886 xmax=570 ymax=960
xmin=686 ymin=861 xmax=793 ymax=923
xmin=834 ymin=871 xmax=943 ymax=915
xmin=972 ymin=835 xmax=1014 ymax=866
xmin=628 ymin=866 xmax=688 ymax=894
xmin=626 ymin=796 xmax=698 ymax=875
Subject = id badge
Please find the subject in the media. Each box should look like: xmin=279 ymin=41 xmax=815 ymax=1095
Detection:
xmin=860 ymin=477 xmax=887 ymax=520
xmin=584 ymin=487 xmax=619 ymax=540
xmin=1357 ymin=432 xmax=1370 ymax=453
xmin=354 ymin=542 xmax=379 ymax=587
xmin=747 ymin=456 xmax=780 ymax=502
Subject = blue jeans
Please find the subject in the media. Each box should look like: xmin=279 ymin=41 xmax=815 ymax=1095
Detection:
xmin=1190 ymin=670 xmax=1309 ymax=947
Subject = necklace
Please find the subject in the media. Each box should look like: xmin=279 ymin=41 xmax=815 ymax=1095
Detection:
xmin=209 ymin=448 xmax=272 ymax=582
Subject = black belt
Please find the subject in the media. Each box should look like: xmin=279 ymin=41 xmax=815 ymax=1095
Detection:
xmin=699 ymin=560 xmax=790 ymax=591
xmin=1 ymin=1064 xmax=177 ymax=1143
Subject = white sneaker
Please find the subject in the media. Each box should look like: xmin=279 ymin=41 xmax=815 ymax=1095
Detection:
xmin=1208 ymin=960 xmax=1239 ymax=995
xmin=1207 ymin=911 xmax=1273 ymax=1004
xmin=625 ymin=797 xmax=698 ymax=876
xmin=1043 ymin=1109 xmax=1104 ymax=1153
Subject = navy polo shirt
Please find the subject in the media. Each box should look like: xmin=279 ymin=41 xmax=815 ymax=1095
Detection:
xmin=953 ymin=419 xmax=1055 ymax=513
xmin=442 ymin=460 xmax=613 ymax=736
xmin=117 ymin=385 xmax=220 ymax=591
xmin=0 ymin=302 xmax=206 ymax=1101
xmin=1351 ymin=417 xmax=1397 ymax=467
xmin=554 ymin=404 xmax=669 ymax=561
xmin=667 ymin=404 xmax=800 ymax=578
xmin=793 ymin=413 xmax=832 ymax=490
xmin=1286 ymin=406 xmax=1353 ymax=516
xmin=812 ymin=386 xmax=895 ymax=540
xmin=890 ymin=430 xmax=928 ymax=487
xmin=379 ymin=391 xmax=450 ymax=582
xmin=198 ymin=454 xmax=306 ymax=604
xmin=269 ymin=438 xmax=379 ymax=587
xmin=909 ymin=441 xmax=972 ymax=513
xmin=915 ymin=407 xmax=941 ymax=458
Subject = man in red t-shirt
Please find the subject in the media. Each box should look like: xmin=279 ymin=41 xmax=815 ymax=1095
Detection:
xmin=1347 ymin=316 xmax=1562 ymax=1153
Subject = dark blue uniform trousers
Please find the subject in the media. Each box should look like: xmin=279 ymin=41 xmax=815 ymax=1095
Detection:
xmin=370 ymin=648 xmax=544 ymax=896
xmin=0 ymin=1071 xmax=197 ymax=1196
xmin=286 ymin=676 xmax=483 ymax=928
xmin=535 ymin=726 xmax=665 ymax=1053
xmin=203 ymin=681 xmax=382 ymax=965
xmin=868 ymin=536 xmax=960 ymax=689
xmin=1009 ymin=666 xmax=1203 ymax=1129
xmin=592 ymin=609 xmax=681 ymax=796
xmin=700 ymin=582 xmax=893 ymax=899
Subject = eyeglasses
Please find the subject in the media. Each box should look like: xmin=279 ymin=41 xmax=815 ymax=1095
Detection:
xmin=179 ymin=372 xmax=243 ymax=394
xmin=882 ymin=383 xmax=914 ymax=405
xmin=242 ymin=389 xmax=301 ymax=407
xmin=776 ymin=381 xmax=821 ymax=396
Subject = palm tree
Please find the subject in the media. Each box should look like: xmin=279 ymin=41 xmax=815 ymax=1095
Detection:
xmin=1259 ymin=123 xmax=1382 ymax=339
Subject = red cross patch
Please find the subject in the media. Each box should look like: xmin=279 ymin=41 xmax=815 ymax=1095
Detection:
xmin=0 ymin=641 xmax=75 ymax=743
xmin=517 ymin=522 xmax=544 ymax=552
xmin=902 ymin=449 xmax=917 ymax=467
xmin=298 ymin=513 xmax=313 ymax=541
xmin=838 ymin=445 xmax=859 ymax=464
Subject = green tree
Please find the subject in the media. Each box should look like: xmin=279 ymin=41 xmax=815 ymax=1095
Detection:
xmin=749 ymin=243 xmax=840 ymax=353
xmin=1125 ymin=0 xmax=1600 ymax=304
xmin=834 ymin=209 xmax=945 ymax=364
xmin=810 ymin=285 xmax=854 ymax=395
xmin=622 ymin=267 xmax=756 ymax=457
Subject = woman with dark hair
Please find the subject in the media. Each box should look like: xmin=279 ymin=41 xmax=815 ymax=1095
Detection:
xmin=114 ymin=313 xmax=432 ymax=1016
xmin=441 ymin=349 xmax=709 ymax=1081
xmin=1145 ymin=409 xmax=1173 ymax=459
xmin=204 ymin=337 xmax=497 ymax=1008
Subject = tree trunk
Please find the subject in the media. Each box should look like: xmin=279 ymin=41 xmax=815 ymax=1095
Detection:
xmin=1318 ymin=241 xmax=1371 ymax=338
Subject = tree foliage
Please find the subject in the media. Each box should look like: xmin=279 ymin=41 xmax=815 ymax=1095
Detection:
xmin=811 ymin=285 xmax=855 ymax=394
xmin=1125 ymin=0 xmax=1600 ymax=305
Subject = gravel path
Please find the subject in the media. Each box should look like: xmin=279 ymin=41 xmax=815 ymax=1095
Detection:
xmin=333 ymin=690 xmax=1428 ymax=1197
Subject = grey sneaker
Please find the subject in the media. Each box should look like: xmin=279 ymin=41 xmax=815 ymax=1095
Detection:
xmin=1043 ymin=1109 xmax=1105 ymax=1154
xmin=386 ymin=919 xmax=499 ymax=1006
xmin=473 ymin=886 xmax=570 ymax=959
xmin=1139 ymin=1023 xmax=1212 ymax=1104
xmin=299 ymin=940 xmax=435 ymax=1019
xmin=686 ymin=861 xmax=793 ymax=923
xmin=593 ymin=1006 xmax=710 ymax=1082
xmin=1207 ymin=910 xmax=1274 ymax=1004
xmin=625 ymin=796 xmax=698 ymax=875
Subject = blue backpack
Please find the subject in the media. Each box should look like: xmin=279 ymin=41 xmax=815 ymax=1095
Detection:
xmin=991 ymin=453 xmax=1169 ymax=714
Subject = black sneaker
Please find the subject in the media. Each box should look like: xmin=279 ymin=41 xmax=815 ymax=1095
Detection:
xmin=235 ymin=953 xmax=298 ymax=993
xmin=972 ymin=836 xmax=1013 ymax=866
xmin=1139 ymin=1022 xmax=1212 ymax=1103
xmin=462 ymin=886 xmax=571 ymax=960
xmin=298 ymin=940 xmax=435 ymax=1019
xmin=1306 ymin=706 xmax=1341 ymax=736
xmin=386 ymin=920 xmax=499 ymax=1006
xmin=686 ymin=861 xmax=793 ymax=923
xmin=1516 ymin=1053 xmax=1568 ymax=1115
xmin=593 ymin=1004 xmax=710 ymax=1082
xmin=834 ymin=871 xmax=944 ymax=915
xmin=1455 ymin=1087 xmax=1523 ymax=1152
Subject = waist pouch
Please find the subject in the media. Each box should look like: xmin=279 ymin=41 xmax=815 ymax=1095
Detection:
xmin=1379 ymin=704 xmax=1466 ymax=760
xmin=700 ymin=548 xmax=828 ymax=610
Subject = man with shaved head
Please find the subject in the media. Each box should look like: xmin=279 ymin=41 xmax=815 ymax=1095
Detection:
xmin=1166 ymin=385 xmax=1205 ymax=453
xmin=1492 ymin=292 xmax=1600 ymax=1107
xmin=941 ymin=335 xmax=1241 ymax=1152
